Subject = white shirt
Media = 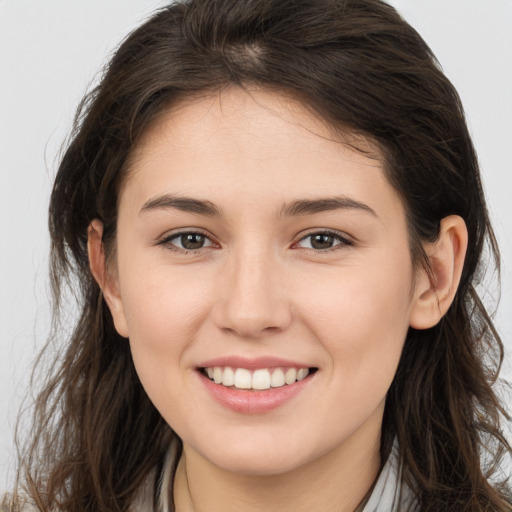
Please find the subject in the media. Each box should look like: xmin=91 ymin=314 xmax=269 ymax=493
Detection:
xmin=362 ymin=441 xmax=417 ymax=512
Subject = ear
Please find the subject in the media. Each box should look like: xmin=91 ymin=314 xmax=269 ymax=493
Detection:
xmin=87 ymin=219 xmax=129 ymax=338
xmin=409 ymin=215 xmax=468 ymax=330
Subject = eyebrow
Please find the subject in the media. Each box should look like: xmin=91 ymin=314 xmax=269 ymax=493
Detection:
xmin=280 ymin=197 xmax=377 ymax=218
xmin=140 ymin=195 xmax=221 ymax=216
xmin=139 ymin=194 xmax=377 ymax=218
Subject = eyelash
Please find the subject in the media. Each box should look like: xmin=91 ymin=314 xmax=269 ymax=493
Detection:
xmin=294 ymin=230 xmax=354 ymax=252
xmin=157 ymin=229 xmax=353 ymax=254
xmin=157 ymin=230 xmax=216 ymax=254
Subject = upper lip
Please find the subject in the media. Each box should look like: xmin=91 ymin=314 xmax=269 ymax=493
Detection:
xmin=198 ymin=356 xmax=314 ymax=370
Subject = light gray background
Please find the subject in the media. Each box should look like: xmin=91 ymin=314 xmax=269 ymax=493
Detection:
xmin=1 ymin=0 xmax=511 ymax=489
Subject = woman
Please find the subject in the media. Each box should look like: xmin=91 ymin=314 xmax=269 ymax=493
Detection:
xmin=5 ymin=0 xmax=511 ymax=510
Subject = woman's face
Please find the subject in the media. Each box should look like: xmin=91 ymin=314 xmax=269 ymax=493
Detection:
xmin=107 ymin=87 xmax=424 ymax=475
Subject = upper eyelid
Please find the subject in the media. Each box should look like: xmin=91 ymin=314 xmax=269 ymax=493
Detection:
xmin=157 ymin=228 xmax=213 ymax=242
xmin=157 ymin=230 xmax=218 ymax=254
xmin=291 ymin=231 xmax=355 ymax=254
xmin=295 ymin=228 xmax=354 ymax=243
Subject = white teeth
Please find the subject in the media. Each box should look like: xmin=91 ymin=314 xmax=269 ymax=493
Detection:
xmin=222 ymin=366 xmax=235 ymax=387
xmin=252 ymin=369 xmax=271 ymax=390
xmin=234 ymin=368 xmax=252 ymax=389
xmin=270 ymin=368 xmax=285 ymax=387
xmin=213 ymin=367 xmax=223 ymax=384
xmin=284 ymin=368 xmax=297 ymax=385
xmin=204 ymin=366 xmax=312 ymax=390
xmin=297 ymin=368 xmax=309 ymax=381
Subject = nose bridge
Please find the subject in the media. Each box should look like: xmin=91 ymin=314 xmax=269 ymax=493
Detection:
xmin=213 ymin=242 xmax=291 ymax=337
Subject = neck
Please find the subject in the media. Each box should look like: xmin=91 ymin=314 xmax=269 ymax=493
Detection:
xmin=173 ymin=421 xmax=382 ymax=512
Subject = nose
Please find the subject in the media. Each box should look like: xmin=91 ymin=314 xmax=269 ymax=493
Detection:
xmin=212 ymin=248 xmax=292 ymax=339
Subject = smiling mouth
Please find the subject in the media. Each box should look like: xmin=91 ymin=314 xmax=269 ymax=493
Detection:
xmin=200 ymin=366 xmax=317 ymax=391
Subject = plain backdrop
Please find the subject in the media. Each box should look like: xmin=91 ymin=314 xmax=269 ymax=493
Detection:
xmin=1 ymin=0 xmax=511 ymax=490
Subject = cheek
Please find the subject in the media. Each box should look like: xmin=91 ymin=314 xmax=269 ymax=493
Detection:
xmin=123 ymin=271 xmax=209 ymax=347
xmin=298 ymin=257 xmax=414 ymax=377
xmin=116 ymin=250 xmax=215 ymax=380
xmin=118 ymin=265 xmax=215 ymax=426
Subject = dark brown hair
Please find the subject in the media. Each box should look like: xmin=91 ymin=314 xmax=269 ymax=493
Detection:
xmin=7 ymin=0 xmax=511 ymax=510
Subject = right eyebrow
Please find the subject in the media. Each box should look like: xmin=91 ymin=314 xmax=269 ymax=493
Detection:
xmin=280 ymin=196 xmax=378 ymax=218
xmin=139 ymin=195 xmax=222 ymax=216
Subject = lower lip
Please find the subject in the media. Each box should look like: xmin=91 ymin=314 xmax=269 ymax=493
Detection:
xmin=199 ymin=371 xmax=315 ymax=414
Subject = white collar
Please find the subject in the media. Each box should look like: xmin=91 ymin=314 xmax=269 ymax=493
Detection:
xmin=362 ymin=441 xmax=417 ymax=512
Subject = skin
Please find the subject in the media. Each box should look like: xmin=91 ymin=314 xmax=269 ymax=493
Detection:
xmin=89 ymin=86 xmax=467 ymax=512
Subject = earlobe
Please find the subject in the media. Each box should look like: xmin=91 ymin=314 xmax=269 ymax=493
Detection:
xmin=409 ymin=215 xmax=468 ymax=330
xmin=87 ymin=220 xmax=129 ymax=338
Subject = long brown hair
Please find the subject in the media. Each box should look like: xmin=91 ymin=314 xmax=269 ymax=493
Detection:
xmin=7 ymin=0 xmax=511 ymax=510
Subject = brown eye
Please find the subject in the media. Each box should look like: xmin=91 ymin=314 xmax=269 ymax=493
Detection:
xmin=310 ymin=234 xmax=336 ymax=250
xmin=180 ymin=233 xmax=206 ymax=250
xmin=164 ymin=232 xmax=214 ymax=251
xmin=296 ymin=231 xmax=351 ymax=251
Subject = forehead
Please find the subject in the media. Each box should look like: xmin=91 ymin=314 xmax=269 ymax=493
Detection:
xmin=120 ymin=86 xmax=404 ymax=224
xmin=127 ymin=86 xmax=382 ymax=174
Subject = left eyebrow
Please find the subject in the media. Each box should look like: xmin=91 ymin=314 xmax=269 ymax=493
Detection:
xmin=280 ymin=196 xmax=378 ymax=218
xmin=139 ymin=195 xmax=222 ymax=216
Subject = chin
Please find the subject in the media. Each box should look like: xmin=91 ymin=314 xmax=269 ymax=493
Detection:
xmin=210 ymin=452 xmax=306 ymax=476
xmin=193 ymin=432 xmax=323 ymax=477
